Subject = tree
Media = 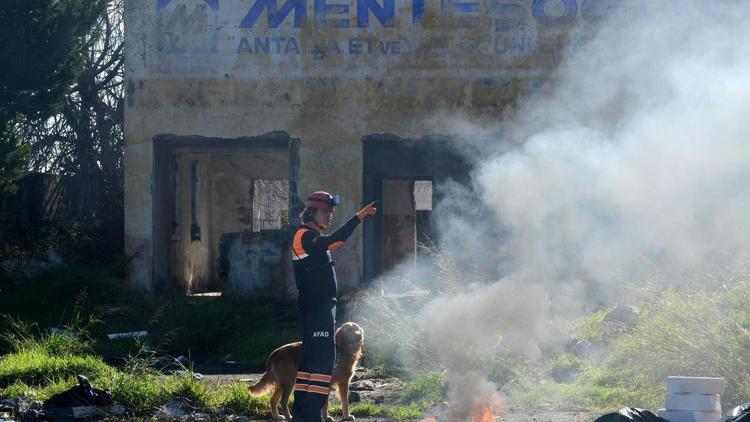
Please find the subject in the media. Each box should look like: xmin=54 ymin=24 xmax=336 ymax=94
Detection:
xmin=18 ymin=0 xmax=125 ymax=252
xmin=0 ymin=0 xmax=106 ymax=195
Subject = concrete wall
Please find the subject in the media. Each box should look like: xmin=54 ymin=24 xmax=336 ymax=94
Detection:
xmin=125 ymin=0 xmax=645 ymax=292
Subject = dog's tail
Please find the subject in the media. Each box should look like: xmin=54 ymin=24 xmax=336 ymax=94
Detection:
xmin=248 ymin=371 xmax=274 ymax=395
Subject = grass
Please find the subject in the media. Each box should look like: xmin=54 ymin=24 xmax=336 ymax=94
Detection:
xmin=1 ymin=373 xmax=274 ymax=416
xmin=0 ymin=328 xmax=275 ymax=416
xmin=351 ymin=247 xmax=750 ymax=415
xmin=6 ymin=261 xmax=750 ymax=417
xmin=508 ymin=280 xmax=750 ymax=413
xmin=0 ymin=265 xmax=300 ymax=367
xmin=0 ymin=328 xmax=433 ymax=418
xmin=0 ymin=267 xmax=433 ymax=418
xmin=574 ymin=306 xmax=615 ymax=342
xmin=0 ymin=344 xmax=112 ymax=387
xmin=399 ymin=371 xmax=446 ymax=407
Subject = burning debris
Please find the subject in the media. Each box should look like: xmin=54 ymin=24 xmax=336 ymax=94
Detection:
xmin=469 ymin=391 xmax=504 ymax=422
xmin=418 ymin=372 xmax=506 ymax=422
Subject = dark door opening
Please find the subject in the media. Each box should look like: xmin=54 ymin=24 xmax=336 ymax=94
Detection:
xmin=362 ymin=135 xmax=472 ymax=283
xmin=153 ymin=133 xmax=301 ymax=295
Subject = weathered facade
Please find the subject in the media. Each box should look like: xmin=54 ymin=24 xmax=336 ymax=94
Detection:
xmin=125 ymin=0 xmax=642 ymax=294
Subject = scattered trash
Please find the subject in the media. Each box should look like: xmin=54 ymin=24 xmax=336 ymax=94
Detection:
xmin=347 ymin=376 xmax=404 ymax=406
xmin=174 ymin=370 xmax=204 ymax=380
xmin=47 ymin=404 xmax=125 ymax=419
xmin=106 ymin=330 xmax=147 ymax=340
xmin=596 ymin=378 xmax=728 ymax=422
xmin=44 ymin=375 xmax=114 ymax=408
xmin=730 ymin=403 xmax=750 ymax=419
xmin=729 ymin=410 xmax=750 ymax=422
xmin=594 ymin=407 xmax=667 ymax=422
xmin=187 ymin=291 xmax=222 ymax=297
xmin=159 ymin=399 xmax=187 ymax=418
xmin=43 ymin=374 xmax=123 ymax=419
xmin=2 ymin=398 xmax=45 ymax=421
xmin=152 ymin=355 xmax=189 ymax=372
xmin=0 ymin=405 xmax=12 ymax=420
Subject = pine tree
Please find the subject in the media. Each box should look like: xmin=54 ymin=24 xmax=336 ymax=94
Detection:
xmin=0 ymin=0 xmax=105 ymax=195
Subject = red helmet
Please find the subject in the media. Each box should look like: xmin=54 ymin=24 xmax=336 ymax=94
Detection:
xmin=305 ymin=191 xmax=340 ymax=212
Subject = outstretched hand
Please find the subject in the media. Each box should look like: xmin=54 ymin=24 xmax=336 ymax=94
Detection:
xmin=356 ymin=201 xmax=378 ymax=221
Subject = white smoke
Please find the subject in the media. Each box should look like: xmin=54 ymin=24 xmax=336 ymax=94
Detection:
xmin=416 ymin=0 xmax=750 ymax=359
xmin=479 ymin=1 xmax=750 ymax=287
xmin=355 ymin=0 xmax=750 ymax=415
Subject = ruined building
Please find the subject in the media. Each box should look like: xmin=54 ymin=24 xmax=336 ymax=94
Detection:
xmin=125 ymin=0 xmax=641 ymax=294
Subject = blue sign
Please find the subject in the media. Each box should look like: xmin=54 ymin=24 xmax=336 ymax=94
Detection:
xmin=157 ymin=0 xmax=220 ymax=53
xmin=237 ymin=0 xmax=644 ymax=29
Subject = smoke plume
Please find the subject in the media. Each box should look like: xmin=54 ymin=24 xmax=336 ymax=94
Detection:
xmin=355 ymin=0 xmax=750 ymax=416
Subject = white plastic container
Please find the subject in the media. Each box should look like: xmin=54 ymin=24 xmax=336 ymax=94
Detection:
xmin=657 ymin=409 xmax=722 ymax=422
xmin=668 ymin=377 xmax=726 ymax=395
xmin=665 ymin=394 xmax=721 ymax=412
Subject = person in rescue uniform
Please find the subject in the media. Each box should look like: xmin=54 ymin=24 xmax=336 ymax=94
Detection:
xmin=290 ymin=191 xmax=377 ymax=422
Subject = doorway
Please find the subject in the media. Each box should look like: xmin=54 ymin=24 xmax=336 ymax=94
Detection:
xmin=153 ymin=133 xmax=300 ymax=295
xmin=362 ymin=135 xmax=472 ymax=282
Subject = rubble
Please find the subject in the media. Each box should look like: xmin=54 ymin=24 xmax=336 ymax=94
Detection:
xmin=0 ymin=398 xmax=46 ymax=422
xmin=158 ymin=399 xmax=188 ymax=418
xmin=347 ymin=376 xmax=405 ymax=405
xmin=47 ymin=404 xmax=125 ymax=419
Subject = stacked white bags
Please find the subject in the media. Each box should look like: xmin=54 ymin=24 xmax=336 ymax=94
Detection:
xmin=657 ymin=377 xmax=726 ymax=422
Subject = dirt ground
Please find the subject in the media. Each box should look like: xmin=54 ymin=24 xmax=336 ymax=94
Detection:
xmin=202 ymin=373 xmax=600 ymax=422
xmin=235 ymin=412 xmax=598 ymax=421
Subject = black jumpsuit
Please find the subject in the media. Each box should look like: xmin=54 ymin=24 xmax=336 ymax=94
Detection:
xmin=290 ymin=215 xmax=361 ymax=422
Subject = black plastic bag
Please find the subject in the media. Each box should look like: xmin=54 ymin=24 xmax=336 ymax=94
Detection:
xmin=44 ymin=374 xmax=114 ymax=408
xmin=594 ymin=408 xmax=667 ymax=422
xmin=727 ymin=403 xmax=750 ymax=422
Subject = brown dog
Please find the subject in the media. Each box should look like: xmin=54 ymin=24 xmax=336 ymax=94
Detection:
xmin=248 ymin=322 xmax=364 ymax=421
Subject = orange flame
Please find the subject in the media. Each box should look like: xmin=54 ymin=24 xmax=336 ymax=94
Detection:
xmin=470 ymin=391 xmax=504 ymax=422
